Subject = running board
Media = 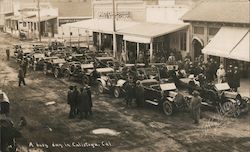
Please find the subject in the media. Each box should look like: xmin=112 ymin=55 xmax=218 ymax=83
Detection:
xmin=145 ymin=100 xmax=159 ymax=106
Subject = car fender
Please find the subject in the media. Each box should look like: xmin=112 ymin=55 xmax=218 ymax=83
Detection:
xmin=227 ymin=98 xmax=237 ymax=104
xmin=167 ymin=97 xmax=174 ymax=102
xmin=115 ymin=79 xmax=126 ymax=87
xmin=97 ymin=78 xmax=106 ymax=87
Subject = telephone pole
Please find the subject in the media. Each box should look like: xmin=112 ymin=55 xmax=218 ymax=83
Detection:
xmin=37 ymin=0 xmax=41 ymax=42
xmin=112 ymin=0 xmax=117 ymax=58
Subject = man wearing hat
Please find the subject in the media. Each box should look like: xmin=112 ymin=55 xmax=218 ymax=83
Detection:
xmin=67 ymin=86 xmax=77 ymax=119
xmin=124 ymin=78 xmax=135 ymax=107
xmin=6 ymin=48 xmax=10 ymax=61
xmin=232 ymin=66 xmax=240 ymax=91
xmin=190 ymin=90 xmax=202 ymax=124
xmin=226 ymin=65 xmax=234 ymax=88
xmin=18 ymin=65 xmax=26 ymax=87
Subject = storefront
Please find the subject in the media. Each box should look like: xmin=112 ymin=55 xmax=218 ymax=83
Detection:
xmin=119 ymin=22 xmax=189 ymax=63
xmin=182 ymin=1 xmax=250 ymax=78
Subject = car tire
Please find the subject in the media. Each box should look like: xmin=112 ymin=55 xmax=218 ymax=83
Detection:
xmin=162 ymin=100 xmax=173 ymax=116
xmin=54 ymin=69 xmax=59 ymax=78
xmin=98 ymin=82 xmax=104 ymax=93
xmin=64 ymin=70 xmax=70 ymax=80
xmin=113 ymin=87 xmax=120 ymax=98
xmin=221 ymin=101 xmax=236 ymax=117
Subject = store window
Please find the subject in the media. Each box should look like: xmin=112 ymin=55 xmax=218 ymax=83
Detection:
xmin=180 ymin=32 xmax=187 ymax=51
xmin=209 ymin=27 xmax=220 ymax=36
xmin=193 ymin=26 xmax=204 ymax=35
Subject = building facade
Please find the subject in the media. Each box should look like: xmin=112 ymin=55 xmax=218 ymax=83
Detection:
xmin=92 ymin=0 xmax=158 ymax=22
xmin=4 ymin=2 xmax=58 ymax=39
xmin=182 ymin=0 xmax=250 ymax=77
xmin=0 ymin=0 xmax=14 ymax=30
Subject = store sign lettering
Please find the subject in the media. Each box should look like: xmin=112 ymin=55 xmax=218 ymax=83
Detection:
xmin=98 ymin=11 xmax=130 ymax=20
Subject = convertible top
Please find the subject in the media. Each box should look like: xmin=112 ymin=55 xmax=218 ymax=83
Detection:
xmin=96 ymin=67 xmax=114 ymax=73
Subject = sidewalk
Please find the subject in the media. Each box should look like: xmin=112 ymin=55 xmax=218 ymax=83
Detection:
xmin=239 ymin=78 xmax=250 ymax=98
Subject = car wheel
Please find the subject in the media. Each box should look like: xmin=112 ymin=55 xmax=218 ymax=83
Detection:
xmin=54 ymin=69 xmax=59 ymax=78
xmin=221 ymin=101 xmax=236 ymax=117
xmin=98 ymin=82 xmax=104 ymax=93
xmin=64 ymin=70 xmax=70 ymax=80
xmin=162 ymin=100 xmax=173 ymax=116
xmin=114 ymin=87 xmax=120 ymax=98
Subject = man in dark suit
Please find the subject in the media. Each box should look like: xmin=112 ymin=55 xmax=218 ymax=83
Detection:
xmin=18 ymin=66 xmax=26 ymax=87
xmin=232 ymin=66 xmax=240 ymax=92
xmin=67 ymin=86 xmax=77 ymax=119
xmin=190 ymin=91 xmax=202 ymax=124
xmin=77 ymin=87 xmax=90 ymax=119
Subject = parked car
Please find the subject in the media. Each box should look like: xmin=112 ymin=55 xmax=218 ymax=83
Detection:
xmin=196 ymin=83 xmax=249 ymax=117
xmin=30 ymin=53 xmax=46 ymax=71
xmin=95 ymin=57 xmax=115 ymax=68
xmin=96 ymin=72 xmax=124 ymax=94
xmin=60 ymin=61 xmax=83 ymax=80
xmin=43 ymin=58 xmax=67 ymax=78
xmin=137 ymin=79 xmax=191 ymax=116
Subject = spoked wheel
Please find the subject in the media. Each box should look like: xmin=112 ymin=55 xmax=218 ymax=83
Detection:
xmin=220 ymin=101 xmax=237 ymax=117
xmin=162 ymin=100 xmax=173 ymax=116
xmin=113 ymin=87 xmax=121 ymax=98
xmin=98 ymin=82 xmax=104 ymax=93
xmin=54 ymin=69 xmax=59 ymax=78
xmin=64 ymin=70 xmax=71 ymax=80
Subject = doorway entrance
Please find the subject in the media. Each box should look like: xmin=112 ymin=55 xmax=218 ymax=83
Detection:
xmin=192 ymin=38 xmax=203 ymax=58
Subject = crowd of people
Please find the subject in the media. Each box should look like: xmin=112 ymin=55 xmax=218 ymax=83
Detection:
xmin=67 ymin=85 xmax=93 ymax=119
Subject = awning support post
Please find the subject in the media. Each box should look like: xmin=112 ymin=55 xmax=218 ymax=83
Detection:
xmin=124 ymin=40 xmax=127 ymax=63
xmin=150 ymin=42 xmax=153 ymax=63
xmin=113 ymin=32 xmax=117 ymax=58
xmin=98 ymin=32 xmax=102 ymax=51
xmin=137 ymin=43 xmax=139 ymax=61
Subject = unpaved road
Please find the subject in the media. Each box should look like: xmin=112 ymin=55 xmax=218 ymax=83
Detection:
xmin=1 ymin=32 xmax=250 ymax=152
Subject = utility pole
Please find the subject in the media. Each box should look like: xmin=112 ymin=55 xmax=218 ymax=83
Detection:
xmin=112 ymin=0 xmax=117 ymax=58
xmin=37 ymin=0 xmax=41 ymax=42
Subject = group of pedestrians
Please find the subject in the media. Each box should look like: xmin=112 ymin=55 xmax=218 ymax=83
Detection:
xmin=67 ymin=85 xmax=93 ymax=119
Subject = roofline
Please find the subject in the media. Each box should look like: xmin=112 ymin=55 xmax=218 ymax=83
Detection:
xmin=116 ymin=24 xmax=189 ymax=39
xmin=183 ymin=20 xmax=250 ymax=26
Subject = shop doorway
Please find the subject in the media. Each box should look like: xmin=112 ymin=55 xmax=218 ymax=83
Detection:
xmin=192 ymin=38 xmax=203 ymax=58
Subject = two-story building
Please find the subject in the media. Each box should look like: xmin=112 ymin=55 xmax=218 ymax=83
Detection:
xmin=182 ymin=0 xmax=249 ymax=77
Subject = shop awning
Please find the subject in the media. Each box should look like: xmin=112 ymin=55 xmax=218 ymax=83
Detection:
xmin=118 ymin=22 xmax=189 ymax=43
xmin=62 ymin=19 xmax=139 ymax=34
xmin=123 ymin=35 xmax=151 ymax=43
xmin=229 ymin=30 xmax=250 ymax=62
xmin=202 ymin=26 xmax=250 ymax=61
xmin=24 ymin=16 xmax=57 ymax=22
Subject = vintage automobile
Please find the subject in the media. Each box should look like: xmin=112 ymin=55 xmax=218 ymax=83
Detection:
xmin=94 ymin=56 xmax=115 ymax=68
xmin=196 ymin=83 xmax=249 ymax=117
xmin=137 ymin=79 xmax=191 ymax=115
xmin=30 ymin=53 xmax=46 ymax=71
xmin=88 ymin=68 xmax=117 ymax=91
xmin=43 ymin=58 xmax=67 ymax=78
xmin=96 ymin=72 xmax=124 ymax=94
xmin=60 ymin=61 xmax=84 ymax=81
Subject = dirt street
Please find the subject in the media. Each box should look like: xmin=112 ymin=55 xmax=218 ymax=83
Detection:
xmin=1 ymin=32 xmax=250 ymax=152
